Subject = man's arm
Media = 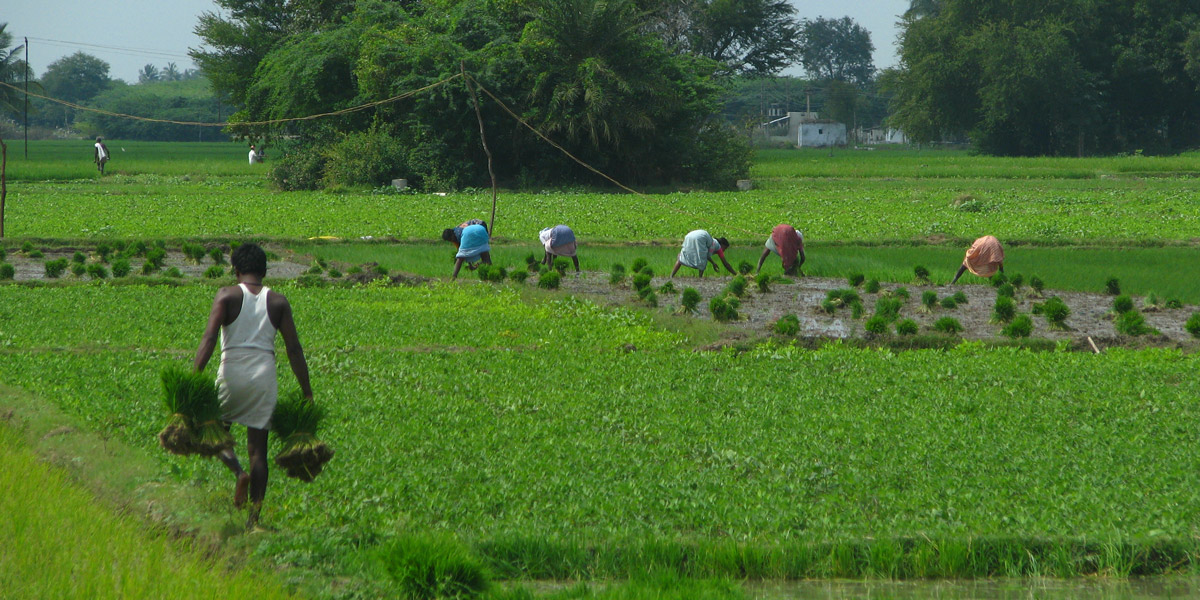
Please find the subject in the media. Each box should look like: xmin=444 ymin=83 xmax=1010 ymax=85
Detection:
xmin=718 ymin=254 xmax=735 ymax=274
xmin=193 ymin=290 xmax=229 ymax=372
xmin=275 ymin=298 xmax=313 ymax=399
xmin=755 ymin=248 xmax=771 ymax=274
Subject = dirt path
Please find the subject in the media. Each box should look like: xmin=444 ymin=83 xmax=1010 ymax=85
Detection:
xmin=556 ymin=271 xmax=1198 ymax=348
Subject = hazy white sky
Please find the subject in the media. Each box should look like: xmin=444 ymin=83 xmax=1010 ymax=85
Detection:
xmin=6 ymin=0 xmax=907 ymax=83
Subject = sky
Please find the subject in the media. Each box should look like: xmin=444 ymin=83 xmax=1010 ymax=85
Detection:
xmin=6 ymin=0 xmax=908 ymax=84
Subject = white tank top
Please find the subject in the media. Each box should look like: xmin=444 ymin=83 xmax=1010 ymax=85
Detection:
xmin=220 ymin=283 xmax=276 ymax=353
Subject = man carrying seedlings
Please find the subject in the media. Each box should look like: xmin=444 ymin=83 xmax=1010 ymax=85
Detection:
xmin=755 ymin=223 xmax=805 ymax=276
xmin=193 ymin=242 xmax=314 ymax=530
xmin=452 ymin=222 xmax=492 ymax=279
xmin=93 ymin=137 xmax=109 ymax=174
xmin=951 ymin=235 xmax=1005 ymax=284
xmin=670 ymin=229 xmax=734 ymax=278
xmin=539 ymin=224 xmax=580 ymax=273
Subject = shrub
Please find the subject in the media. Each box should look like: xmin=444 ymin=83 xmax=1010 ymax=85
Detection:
xmin=848 ymin=273 xmax=865 ymax=287
xmin=659 ymin=281 xmax=676 ymax=295
xmin=820 ymin=299 xmax=837 ymax=314
xmin=1001 ymin=314 xmax=1033 ymax=338
xmin=508 ymin=270 xmax=527 ymax=284
xmin=632 ymin=272 xmax=652 ymax=292
xmin=933 ymin=317 xmax=963 ymax=334
xmin=996 ymin=283 xmax=1015 ymax=298
xmin=774 ymin=314 xmax=800 ymax=335
xmin=1115 ymin=310 xmax=1156 ymax=336
xmin=891 ymin=287 xmax=910 ymax=299
xmin=27 ymin=250 xmax=43 ymax=259
xmin=895 ymin=319 xmax=919 ymax=336
xmin=209 ymin=247 xmax=226 ymax=265
xmin=1105 ymin=276 xmax=1121 ymax=295
xmin=850 ymin=301 xmax=864 ymax=319
xmin=166 ymin=267 xmax=184 ymax=278
xmin=145 ymin=248 xmax=167 ymax=269
xmin=864 ymin=315 xmax=890 ymax=334
xmin=913 ymin=265 xmax=930 ymax=282
xmin=71 ymin=262 xmax=86 ymax=277
xmin=317 ymin=128 xmax=408 ymax=189
xmin=44 ymin=259 xmax=68 ymax=278
xmin=989 ymin=272 xmax=1008 ymax=287
xmin=72 ymin=251 xmax=86 ymax=264
xmin=681 ymin=287 xmax=701 ymax=313
xmin=940 ymin=296 xmax=958 ymax=309
xmin=921 ymin=290 xmax=938 ymax=311
xmin=709 ymin=296 xmax=738 ymax=322
xmin=864 ymin=279 xmax=881 ymax=293
xmin=328 ymin=268 xmax=343 ymax=278
xmin=538 ymin=271 xmax=561 ymax=289
xmin=21 ymin=241 xmax=33 ymax=253
xmin=1165 ymin=298 xmax=1182 ymax=309
xmin=874 ymin=297 xmax=903 ymax=322
xmin=477 ymin=264 xmax=507 ymax=282
xmin=182 ymin=243 xmax=206 ymax=263
xmin=726 ymin=275 xmax=747 ymax=297
xmin=110 ymin=259 xmax=131 ymax=278
xmin=204 ymin=265 xmax=225 ymax=279
xmin=735 ymin=260 xmax=752 ymax=275
xmin=1186 ymin=313 xmax=1200 ymax=338
xmin=631 ymin=258 xmax=648 ymax=273
xmin=1030 ymin=276 xmax=1045 ymax=294
xmin=86 ymin=263 xmax=108 ymax=280
xmin=751 ymin=272 xmax=769 ymax=293
xmin=553 ymin=257 xmax=570 ymax=275
xmin=1041 ymin=296 xmax=1070 ymax=329
xmin=96 ymin=243 xmax=112 ymax=263
xmin=0 ymin=263 xmax=13 ymax=280
xmin=951 ymin=291 xmax=968 ymax=305
xmin=1009 ymin=273 xmax=1024 ymax=288
xmin=1113 ymin=295 xmax=1134 ymax=314
xmin=993 ymin=296 xmax=1015 ymax=323
xmin=609 ymin=263 xmax=626 ymax=284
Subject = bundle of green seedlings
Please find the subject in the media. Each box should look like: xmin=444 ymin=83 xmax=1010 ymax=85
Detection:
xmin=823 ymin=288 xmax=861 ymax=313
xmin=709 ymin=294 xmax=740 ymax=322
xmin=553 ymin=258 xmax=571 ymax=275
xmin=476 ymin=264 xmax=507 ymax=283
xmin=609 ymin=263 xmax=626 ymax=285
xmin=44 ymin=258 xmax=69 ymax=279
xmin=525 ymin=253 xmax=539 ymax=273
xmin=272 ymin=390 xmax=334 ymax=482
xmin=1185 ymin=313 xmax=1200 ymax=338
xmin=737 ymin=261 xmax=753 ymax=275
xmin=773 ymin=313 xmax=800 ymax=335
xmin=920 ymin=290 xmax=938 ymax=313
xmin=864 ymin=279 xmax=881 ymax=293
xmin=1105 ymin=276 xmax=1121 ymax=295
xmin=679 ymin=287 xmax=701 ymax=314
xmin=158 ymin=366 xmax=234 ymax=457
xmin=538 ymin=271 xmax=561 ymax=290
xmin=754 ymin=272 xmax=770 ymax=293
xmin=1032 ymin=296 xmax=1071 ymax=330
xmin=630 ymin=258 xmax=648 ymax=273
xmin=726 ymin=275 xmax=747 ymax=298
xmin=0 ymin=263 xmax=13 ymax=280
xmin=847 ymin=273 xmax=865 ymax=287
xmin=913 ymin=265 xmax=930 ymax=284
xmin=182 ymin=243 xmax=207 ymax=264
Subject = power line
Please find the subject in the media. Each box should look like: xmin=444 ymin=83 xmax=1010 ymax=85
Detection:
xmin=25 ymin=36 xmax=192 ymax=61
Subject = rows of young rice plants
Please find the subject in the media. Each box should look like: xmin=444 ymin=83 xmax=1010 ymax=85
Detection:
xmin=1 ymin=281 xmax=1198 ymax=585
xmin=752 ymin=148 xmax=1200 ymax=179
xmin=7 ymin=172 xmax=1200 ymax=243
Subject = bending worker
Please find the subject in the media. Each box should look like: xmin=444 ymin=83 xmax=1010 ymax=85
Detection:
xmin=951 ymin=235 xmax=1004 ymax=284
xmin=441 ymin=218 xmax=487 ymax=249
xmin=670 ymin=229 xmax=734 ymax=278
xmin=539 ymin=224 xmax=580 ymax=273
xmin=452 ymin=222 xmax=492 ymax=279
xmin=756 ymin=223 xmax=805 ymax=276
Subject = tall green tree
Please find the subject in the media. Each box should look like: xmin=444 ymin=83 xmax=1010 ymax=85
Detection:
xmin=138 ymin=64 xmax=160 ymax=84
xmin=797 ymin=16 xmax=875 ymax=85
xmin=36 ymin=52 xmax=112 ymax=127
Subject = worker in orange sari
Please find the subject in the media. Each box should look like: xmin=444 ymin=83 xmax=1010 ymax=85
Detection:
xmin=755 ymin=224 xmax=805 ymax=276
xmin=951 ymin=235 xmax=1004 ymax=283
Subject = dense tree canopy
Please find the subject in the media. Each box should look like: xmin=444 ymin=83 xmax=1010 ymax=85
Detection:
xmin=196 ymin=0 xmax=751 ymax=190
xmin=638 ymin=0 xmax=802 ymax=76
xmin=889 ymin=0 xmax=1200 ymax=155
xmin=78 ymin=78 xmax=232 ymax=141
xmin=34 ymin=52 xmax=113 ymax=128
xmin=796 ymin=17 xmax=875 ymax=85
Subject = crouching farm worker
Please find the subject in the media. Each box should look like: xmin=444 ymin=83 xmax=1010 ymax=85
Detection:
xmin=670 ymin=229 xmax=733 ymax=278
xmin=441 ymin=219 xmax=487 ymax=249
xmin=193 ymin=242 xmax=314 ymax=530
xmin=539 ymin=224 xmax=579 ymax=272
xmin=756 ymin=223 xmax=805 ymax=276
xmin=452 ymin=223 xmax=492 ymax=279
xmin=951 ymin=235 xmax=1005 ymax=284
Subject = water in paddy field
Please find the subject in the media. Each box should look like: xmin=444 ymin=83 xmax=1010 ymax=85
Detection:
xmin=749 ymin=578 xmax=1200 ymax=599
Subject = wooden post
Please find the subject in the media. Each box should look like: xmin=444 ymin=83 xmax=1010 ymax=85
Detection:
xmin=461 ymin=63 xmax=498 ymax=236
xmin=1 ymin=137 xmax=7 ymax=238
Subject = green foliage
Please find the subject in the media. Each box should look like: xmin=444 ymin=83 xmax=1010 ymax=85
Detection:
xmin=72 ymin=251 xmax=86 ymax=264
xmin=165 ymin=267 xmax=184 ymax=278
xmin=709 ymin=295 xmax=738 ymax=322
xmin=951 ymin=291 xmax=968 ymax=305
xmin=96 ymin=243 xmax=112 ymax=263
xmin=0 ymin=248 xmax=5 ymax=262
xmin=681 ymin=287 xmax=701 ymax=314
xmin=913 ymin=265 xmax=930 ymax=282
xmin=850 ymin=300 xmax=864 ymax=319
xmin=632 ymin=273 xmax=652 ymax=292
xmin=933 ymin=316 xmax=964 ymax=334
xmin=990 ymin=272 xmax=1007 ymax=287
xmin=939 ymin=296 xmax=958 ymax=309
xmin=44 ymin=259 xmax=69 ymax=279
xmin=71 ymin=262 xmax=86 ymax=277
xmin=826 ymin=288 xmax=861 ymax=307
xmin=377 ymin=535 xmax=490 ymax=600
xmin=1030 ymin=276 xmax=1045 ymax=294
xmin=610 ymin=264 xmax=626 ymax=285
xmin=1106 ymin=277 xmax=1121 ymax=295
xmin=1001 ymin=314 xmax=1033 ymax=338
xmin=85 ymin=264 xmax=108 ymax=280
xmin=864 ymin=279 xmax=881 ymax=293
xmin=27 ymin=250 xmax=43 ymax=259
xmin=873 ymin=297 xmax=903 ymax=322
xmin=553 ymin=258 xmax=571 ymax=275
xmin=631 ymin=259 xmax=648 ymax=273
xmin=538 ymin=271 xmax=561 ymax=290
xmin=20 ymin=241 xmax=32 ymax=254
xmin=77 ymin=78 xmax=233 ymax=141
xmin=1114 ymin=311 xmax=1156 ymax=336
xmin=327 ymin=268 xmax=342 ymax=278
xmin=658 ymin=281 xmax=676 ymax=295
xmin=145 ymin=248 xmax=167 ymax=269
xmin=182 ymin=243 xmax=207 ymax=263
xmin=1040 ymin=296 xmax=1070 ymax=330
xmin=820 ymin=299 xmax=837 ymax=314
xmin=864 ymin=314 xmax=890 ymax=334
xmin=737 ymin=260 xmax=753 ymax=275
xmin=992 ymin=296 xmax=1015 ymax=323
xmin=848 ymin=273 xmax=865 ymax=287
xmin=773 ymin=314 xmax=800 ymax=336
xmin=726 ymin=276 xmax=747 ymax=298
xmin=1112 ymin=295 xmax=1134 ymax=314
xmin=921 ymin=290 xmax=937 ymax=310
xmin=891 ymin=287 xmax=909 ymax=300
xmin=478 ymin=265 xmax=507 ymax=283
xmin=204 ymin=265 xmax=225 ymax=279
xmin=754 ymin=272 xmax=770 ymax=293
xmin=319 ymin=128 xmax=409 ymax=189
xmin=508 ymin=270 xmax=528 ymax=284
xmin=0 ymin=263 xmax=13 ymax=280
xmin=110 ymin=259 xmax=131 ymax=278
xmin=895 ymin=319 xmax=919 ymax=336
xmin=1166 ymin=298 xmax=1183 ymax=309
xmin=1009 ymin=273 xmax=1024 ymax=288
xmin=1186 ymin=313 xmax=1200 ymax=338
xmin=208 ymin=248 xmax=225 ymax=265
xmin=996 ymin=283 xmax=1015 ymax=298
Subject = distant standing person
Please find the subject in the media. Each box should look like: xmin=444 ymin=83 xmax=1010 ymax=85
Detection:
xmin=248 ymin=144 xmax=262 ymax=164
xmin=670 ymin=229 xmax=734 ymax=278
xmin=539 ymin=224 xmax=579 ymax=273
xmin=192 ymin=243 xmax=314 ymax=530
xmin=452 ymin=222 xmax=492 ymax=279
xmin=755 ymin=224 xmax=805 ymax=276
xmin=93 ymin=137 xmax=109 ymax=174
xmin=951 ymin=235 xmax=1005 ymax=283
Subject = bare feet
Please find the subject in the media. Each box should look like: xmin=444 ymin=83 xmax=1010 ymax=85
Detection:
xmin=234 ymin=472 xmax=251 ymax=509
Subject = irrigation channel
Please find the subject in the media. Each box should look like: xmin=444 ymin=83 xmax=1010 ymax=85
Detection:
xmin=748 ymin=577 xmax=1200 ymax=599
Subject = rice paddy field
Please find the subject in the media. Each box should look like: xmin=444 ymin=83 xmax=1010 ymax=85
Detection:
xmin=3 ymin=141 xmax=1200 ymax=599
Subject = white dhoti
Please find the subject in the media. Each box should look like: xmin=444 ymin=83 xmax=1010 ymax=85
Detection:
xmin=217 ymin=348 xmax=278 ymax=429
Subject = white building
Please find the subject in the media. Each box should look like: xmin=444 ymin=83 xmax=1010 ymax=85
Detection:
xmin=797 ymin=118 xmax=846 ymax=148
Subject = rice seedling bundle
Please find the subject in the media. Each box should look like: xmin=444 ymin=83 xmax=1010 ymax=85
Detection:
xmin=272 ymin=390 xmax=334 ymax=482
xmin=0 ymin=263 xmax=12 ymax=280
xmin=680 ymin=287 xmax=700 ymax=313
xmin=538 ymin=271 xmax=561 ymax=290
xmin=773 ymin=314 xmax=800 ymax=335
xmin=553 ymin=258 xmax=570 ymax=275
xmin=754 ymin=272 xmax=770 ymax=293
xmin=737 ymin=260 xmax=753 ymax=275
xmin=158 ymin=366 xmax=233 ymax=457
xmin=631 ymin=258 xmax=648 ymax=273
xmin=1105 ymin=277 xmax=1121 ymax=295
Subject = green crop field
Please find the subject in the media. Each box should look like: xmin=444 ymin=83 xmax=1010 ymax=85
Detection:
xmin=3 ymin=141 xmax=1200 ymax=598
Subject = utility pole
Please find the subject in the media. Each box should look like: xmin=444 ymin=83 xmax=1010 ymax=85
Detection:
xmin=24 ymin=37 xmax=29 ymax=158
